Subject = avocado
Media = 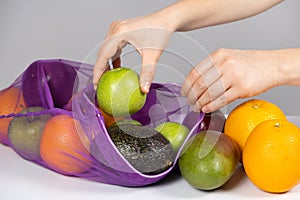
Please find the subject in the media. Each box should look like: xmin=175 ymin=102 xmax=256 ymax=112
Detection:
xmin=107 ymin=124 xmax=175 ymax=175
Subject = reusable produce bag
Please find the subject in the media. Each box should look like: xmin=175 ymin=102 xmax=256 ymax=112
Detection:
xmin=0 ymin=59 xmax=204 ymax=186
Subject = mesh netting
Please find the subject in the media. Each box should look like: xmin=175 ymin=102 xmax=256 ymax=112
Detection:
xmin=0 ymin=59 xmax=204 ymax=187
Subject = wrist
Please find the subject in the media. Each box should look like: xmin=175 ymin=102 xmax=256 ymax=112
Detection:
xmin=274 ymin=49 xmax=300 ymax=86
xmin=151 ymin=3 xmax=185 ymax=32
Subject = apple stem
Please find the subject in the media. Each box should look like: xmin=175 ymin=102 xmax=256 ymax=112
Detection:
xmin=108 ymin=59 xmax=113 ymax=70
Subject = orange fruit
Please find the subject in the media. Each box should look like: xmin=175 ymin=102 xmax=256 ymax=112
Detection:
xmin=98 ymin=107 xmax=124 ymax=128
xmin=40 ymin=114 xmax=92 ymax=174
xmin=63 ymin=91 xmax=82 ymax=111
xmin=74 ymin=119 xmax=91 ymax=150
xmin=224 ymin=99 xmax=286 ymax=154
xmin=98 ymin=107 xmax=116 ymax=127
xmin=243 ymin=119 xmax=300 ymax=193
xmin=0 ymin=87 xmax=25 ymax=145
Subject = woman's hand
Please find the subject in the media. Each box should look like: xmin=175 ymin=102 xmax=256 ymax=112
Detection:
xmin=93 ymin=0 xmax=283 ymax=93
xmin=181 ymin=48 xmax=292 ymax=113
xmin=93 ymin=13 xmax=175 ymax=93
xmin=93 ymin=0 xmax=288 ymax=113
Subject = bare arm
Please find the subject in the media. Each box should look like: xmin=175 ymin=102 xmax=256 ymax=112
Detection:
xmin=93 ymin=0 xmax=284 ymax=94
xmin=159 ymin=0 xmax=283 ymax=31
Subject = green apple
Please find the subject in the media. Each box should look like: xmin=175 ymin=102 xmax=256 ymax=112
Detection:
xmin=8 ymin=106 xmax=51 ymax=161
xmin=155 ymin=122 xmax=190 ymax=151
xmin=96 ymin=67 xmax=147 ymax=117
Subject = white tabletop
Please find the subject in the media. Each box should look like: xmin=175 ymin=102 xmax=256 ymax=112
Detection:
xmin=1 ymin=116 xmax=300 ymax=200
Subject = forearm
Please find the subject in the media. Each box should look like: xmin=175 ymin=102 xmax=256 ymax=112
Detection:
xmin=154 ymin=0 xmax=283 ymax=31
xmin=274 ymin=48 xmax=300 ymax=87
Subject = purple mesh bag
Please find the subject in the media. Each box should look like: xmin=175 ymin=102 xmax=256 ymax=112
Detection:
xmin=0 ymin=59 xmax=204 ymax=187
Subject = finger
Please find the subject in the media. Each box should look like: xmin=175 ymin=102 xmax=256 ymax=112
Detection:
xmin=93 ymin=34 xmax=126 ymax=88
xmin=185 ymin=76 xmax=207 ymax=106
xmin=106 ymin=20 xmax=121 ymax=37
xmin=93 ymin=42 xmax=115 ymax=87
xmin=181 ymin=57 xmax=214 ymax=96
xmin=192 ymin=77 xmax=227 ymax=112
xmin=139 ymin=49 xmax=161 ymax=93
xmin=185 ymin=65 xmax=221 ymax=105
xmin=201 ymin=87 xmax=238 ymax=113
xmin=93 ymin=56 xmax=109 ymax=89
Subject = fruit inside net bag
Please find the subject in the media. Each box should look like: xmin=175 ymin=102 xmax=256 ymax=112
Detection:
xmin=0 ymin=59 xmax=204 ymax=187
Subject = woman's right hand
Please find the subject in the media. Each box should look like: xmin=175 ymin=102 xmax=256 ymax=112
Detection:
xmin=181 ymin=48 xmax=300 ymax=113
xmin=93 ymin=13 xmax=175 ymax=93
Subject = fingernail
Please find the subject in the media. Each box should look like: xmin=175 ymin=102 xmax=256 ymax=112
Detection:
xmin=94 ymin=84 xmax=97 ymax=91
xmin=141 ymin=82 xmax=150 ymax=93
xmin=202 ymin=106 xmax=209 ymax=113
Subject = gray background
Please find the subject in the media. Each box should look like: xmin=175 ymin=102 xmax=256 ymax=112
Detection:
xmin=1 ymin=0 xmax=300 ymax=115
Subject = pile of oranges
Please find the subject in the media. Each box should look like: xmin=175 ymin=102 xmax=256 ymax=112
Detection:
xmin=224 ymin=99 xmax=300 ymax=193
xmin=0 ymin=87 xmax=92 ymax=175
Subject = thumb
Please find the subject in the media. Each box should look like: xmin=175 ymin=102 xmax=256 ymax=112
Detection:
xmin=140 ymin=51 xmax=160 ymax=93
